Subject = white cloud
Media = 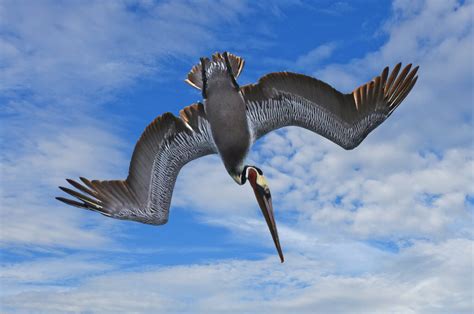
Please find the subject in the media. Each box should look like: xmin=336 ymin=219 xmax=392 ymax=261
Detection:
xmin=0 ymin=0 xmax=253 ymax=103
xmin=175 ymin=127 xmax=472 ymax=251
xmin=1 ymin=239 xmax=471 ymax=313
xmin=0 ymin=99 xmax=129 ymax=248
xmin=295 ymin=42 xmax=338 ymax=68
xmin=1 ymin=254 xmax=113 ymax=286
xmin=174 ymin=156 xmax=257 ymax=216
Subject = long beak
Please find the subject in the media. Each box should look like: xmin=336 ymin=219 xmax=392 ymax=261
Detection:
xmin=250 ymin=177 xmax=284 ymax=263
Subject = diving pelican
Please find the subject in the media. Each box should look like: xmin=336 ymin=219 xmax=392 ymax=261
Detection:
xmin=57 ymin=52 xmax=419 ymax=262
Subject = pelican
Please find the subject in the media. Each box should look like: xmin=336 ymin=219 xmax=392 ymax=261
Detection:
xmin=57 ymin=52 xmax=419 ymax=262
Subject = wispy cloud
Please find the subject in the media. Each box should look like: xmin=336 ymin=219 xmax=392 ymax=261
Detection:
xmin=1 ymin=239 xmax=471 ymax=313
xmin=315 ymin=1 xmax=354 ymax=16
xmin=0 ymin=0 xmax=254 ymax=103
xmin=295 ymin=42 xmax=338 ymax=68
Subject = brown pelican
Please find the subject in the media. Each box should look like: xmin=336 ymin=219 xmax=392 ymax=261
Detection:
xmin=57 ymin=52 xmax=419 ymax=262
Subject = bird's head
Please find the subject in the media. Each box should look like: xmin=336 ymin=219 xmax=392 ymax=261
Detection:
xmin=240 ymin=165 xmax=284 ymax=263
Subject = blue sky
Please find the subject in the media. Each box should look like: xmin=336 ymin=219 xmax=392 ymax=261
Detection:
xmin=1 ymin=0 xmax=473 ymax=312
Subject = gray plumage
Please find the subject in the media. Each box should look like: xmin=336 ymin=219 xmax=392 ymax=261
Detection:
xmin=58 ymin=103 xmax=217 ymax=225
xmin=203 ymin=55 xmax=250 ymax=180
xmin=243 ymin=63 xmax=418 ymax=149
xmin=57 ymin=52 xmax=419 ymax=226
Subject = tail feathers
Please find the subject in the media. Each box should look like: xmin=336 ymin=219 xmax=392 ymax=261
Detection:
xmin=185 ymin=52 xmax=245 ymax=90
xmin=212 ymin=52 xmax=245 ymax=78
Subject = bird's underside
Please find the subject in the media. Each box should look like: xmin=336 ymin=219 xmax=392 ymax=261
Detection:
xmin=243 ymin=62 xmax=418 ymax=148
xmin=57 ymin=52 xmax=419 ymax=231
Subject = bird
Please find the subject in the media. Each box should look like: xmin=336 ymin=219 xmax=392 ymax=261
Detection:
xmin=57 ymin=52 xmax=419 ymax=263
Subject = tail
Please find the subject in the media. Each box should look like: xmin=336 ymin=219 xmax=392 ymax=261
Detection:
xmin=185 ymin=52 xmax=245 ymax=90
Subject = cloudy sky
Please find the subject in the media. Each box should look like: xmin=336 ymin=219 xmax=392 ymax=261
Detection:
xmin=1 ymin=0 xmax=472 ymax=312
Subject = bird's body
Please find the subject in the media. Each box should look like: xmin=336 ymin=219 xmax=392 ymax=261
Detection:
xmin=204 ymin=68 xmax=250 ymax=180
xmin=57 ymin=52 xmax=419 ymax=262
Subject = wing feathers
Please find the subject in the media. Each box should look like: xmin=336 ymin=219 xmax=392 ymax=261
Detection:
xmin=367 ymin=82 xmax=374 ymax=114
xmin=360 ymin=84 xmax=367 ymax=111
xmin=66 ymin=178 xmax=98 ymax=198
xmin=385 ymin=62 xmax=402 ymax=93
xmin=390 ymin=75 xmax=418 ymax=116
xmin=56 ymin=197 xmax=92 ymax=210
xmin=90 ymin=180 xmax=113 ymax=203
xmin=56 ymin=179 xmax=106 ymax=214
xmin=58 ymin=186 xmax=101 ymax=206
xmin=179 ymin=103 xmax=206 ymax=131
xmin=388 ymin=65 xmax=419 ymax=106
xmin=243 ymin=63 xmax=419 ymax=149
xmin=80 ymin=177 xmax=95 ymax=191
xmin=57 ymin=103 xmax=216 ymax=225
xmin=354 ymin=86 xmax=361 ymax=110
xmin=59 ymin=178 xmax=139 ymax=217
xmin=377 ymin=68 xmax=388 ymax=104
xmin=351 ymin=63 xmax=418 ymax=114
xmin=388 ymin=64 xmax=411 ymax=98
xmin=373 ymin=76 xmax=382 ymax=107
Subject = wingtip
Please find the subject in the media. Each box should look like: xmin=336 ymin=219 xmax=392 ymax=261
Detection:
xmin=58 ymin=186 xmax=77 ymax=196
xmin=381 ymin=66 xmax=389 ymax=80
xmin=55 ymin=196 xmax=86 ymax=208
xmin=55 ymin=196 xmax=69 ymax=202
xmin=79 ymin=177 xmax=94 ymax=188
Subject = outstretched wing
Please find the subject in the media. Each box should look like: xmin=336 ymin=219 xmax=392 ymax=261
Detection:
xmin=56 ymin=103 xmax=217 ymax=225
xmin=242 ymin=63 xmax=419 ymax=149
